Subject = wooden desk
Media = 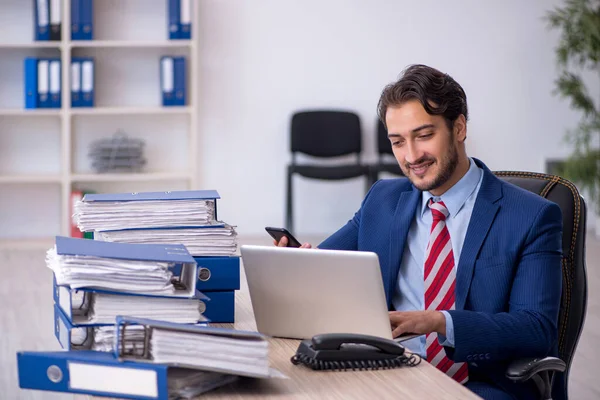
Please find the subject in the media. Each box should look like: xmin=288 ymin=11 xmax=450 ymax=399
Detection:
xmin=200 ymin=267 xmax=480 ymax=400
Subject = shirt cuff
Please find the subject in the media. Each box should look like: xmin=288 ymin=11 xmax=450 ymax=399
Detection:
xmin=438 ymin=311 xmax=455 ymax=347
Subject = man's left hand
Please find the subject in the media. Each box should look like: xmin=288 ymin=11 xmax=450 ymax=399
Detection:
xmin=389 ymin=310 xmax=446 ymax=339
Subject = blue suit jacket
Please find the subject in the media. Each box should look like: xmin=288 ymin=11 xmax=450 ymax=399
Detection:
xmin=319 ymin=159 xmax=563 ymax=398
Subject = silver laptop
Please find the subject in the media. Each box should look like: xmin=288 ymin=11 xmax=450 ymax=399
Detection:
xmin=240 ymin=245 xmax=394 ymax=340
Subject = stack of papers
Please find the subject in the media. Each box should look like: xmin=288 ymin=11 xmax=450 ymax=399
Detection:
xmin=151 ymin=329 xmax=271 ymax=378
xmin=96 ymin=225 xmax=238 ymax=256
xmin=47 ymin=246 xmax=176 ymax=295
xmin=70 ymin=292 xmax=206 ymax=325
xmin=74 ymin=199 xmax=217 ymax=231
xmin=70 ymin=325 xmax=147 ymax=352
xmin=168 ymin=369 xmax=238 ymax=399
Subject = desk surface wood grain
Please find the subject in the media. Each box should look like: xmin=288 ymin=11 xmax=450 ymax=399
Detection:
xmin=199 ymin=266 xmax=480 ymax=400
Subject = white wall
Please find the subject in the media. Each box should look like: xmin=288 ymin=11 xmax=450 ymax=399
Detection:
xmin=197 ymin=0 xmax=595 ymax=237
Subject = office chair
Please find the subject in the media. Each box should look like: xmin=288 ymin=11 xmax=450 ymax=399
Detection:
xmin=286 ymin=111 xmax=370 ymax=232
xmin=495 ymin=172 xmax=588 ymax=400
xmin=368 ymin=119 xmax=404 ymax=186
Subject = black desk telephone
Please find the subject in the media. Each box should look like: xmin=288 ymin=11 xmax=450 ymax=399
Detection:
xmin=291 ymin=333 xmax=421 ymax=371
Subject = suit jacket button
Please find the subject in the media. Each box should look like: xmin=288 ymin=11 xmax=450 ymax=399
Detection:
xmin=485 ymin=353 xmax=491 ymax=360
xmin=466 ymin=355 xmax=472 ymax=361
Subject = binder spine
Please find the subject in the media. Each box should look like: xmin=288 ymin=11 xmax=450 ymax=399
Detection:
xmin=70 ymin=59 xmax=82 ymax=109
xmin=168 ymin=0 xmax=180 ymax=40
xmin=80 ymin=0 xmax=93 ymax=40
xmin=49 ymin=0 xmax=61 ymax=41
xmin=174 ymin=56 xmax=186 ymax=106
xmin=81 ymin=58 xmax=94 ymax=107
xmin=24 ymin=58 xmax=38 ymax=109
xmin=71 ymin=0 xmax=81 ymax=40
xmin=34 ymin=0 xmax=50 ymax=41
xmin=49 ymin=59 xmax=61 ymax=108
xmin=180 ymin=0 xmax=191 ymax=39
xmin=37 ymin=59 xmax=50 ymax=108
xmin=202 ymin=291 xmax=235 ymax=323
xmin=160 ymin=56 xmax=175 ymax=106
xmin=194 ymin=257 xmax=241 ymax=291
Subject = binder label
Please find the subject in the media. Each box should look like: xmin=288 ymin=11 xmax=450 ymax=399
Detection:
xmin=68 ymin=362 xmax=159 ymax=397
xmin=71 ymin=62 xmax=81 ymax=92
xmin=181 ymin=0 xmax=191 ymax=24
xmin=162 ymin=57 xmax=174 ymax=92
xmin=37 ymin=0 xmax=49 ymax=27
xmin=50 ymin=0 xmax=61 ymax=24
xmin=82 ymin=60 xmax=94 ymax=92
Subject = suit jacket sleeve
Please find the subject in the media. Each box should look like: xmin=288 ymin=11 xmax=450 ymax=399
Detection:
xmin=446 ymin=202 xmax=563 ymax=363
xmin=318 ymin=181 xmax=382 ymax=250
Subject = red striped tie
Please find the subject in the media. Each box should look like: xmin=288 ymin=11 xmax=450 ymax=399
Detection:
xmin=424 ymin=199 xmax=469 ymax=384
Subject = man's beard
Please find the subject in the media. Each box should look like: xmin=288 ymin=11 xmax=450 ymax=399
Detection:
xmin=402 ymin=144 xmax=459 ymax=192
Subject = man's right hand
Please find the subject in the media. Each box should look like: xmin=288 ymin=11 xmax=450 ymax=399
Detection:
xmin=273 ymin=236 xmax=312 ymax=248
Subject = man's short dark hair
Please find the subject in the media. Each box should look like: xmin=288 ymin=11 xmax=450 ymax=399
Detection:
xmin=377 ymin=64 xmax=469 ymax=131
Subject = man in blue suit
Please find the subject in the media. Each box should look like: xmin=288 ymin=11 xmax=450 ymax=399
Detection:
xmin=278 ymin=65 xmax=562 ymax=399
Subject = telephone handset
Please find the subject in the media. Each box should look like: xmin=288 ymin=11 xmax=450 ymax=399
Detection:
xmin=291 ymin=333 xmax=421 ymax=371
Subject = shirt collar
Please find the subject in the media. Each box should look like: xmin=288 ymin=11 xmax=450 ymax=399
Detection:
xmin=420 ymin=157 xmax=482 ymax=219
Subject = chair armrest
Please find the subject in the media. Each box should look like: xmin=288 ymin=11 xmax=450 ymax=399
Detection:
xmin=506 ymin=357 xmax=566 ymax=382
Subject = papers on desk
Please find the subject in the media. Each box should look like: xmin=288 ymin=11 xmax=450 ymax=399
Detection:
xmin=117 ymin=317 xmax=281 ymax=379
xmin=70 ymin=325 xmax=147 ymax=352
xmin=168 ymin=369 xmax=239 ymax=399
xmin=96 ymin=225 xmax=238 ymax=256
xmin=70 ymin=292 xmax=207 ymax=325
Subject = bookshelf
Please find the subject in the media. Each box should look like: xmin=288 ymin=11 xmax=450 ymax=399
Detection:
xmin=0 ymin=0 xmax=199 ymax=239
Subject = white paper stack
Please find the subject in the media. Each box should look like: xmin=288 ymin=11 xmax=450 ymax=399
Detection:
xmin=74 ymin=199 xmax=216 ymax=231
xmin=151 ymin=329 xmax=271 ymax=378
xmin=47 ymin=246 xmax=176 ymax=294
xmin=168 ymin=369 xmax=238 ymax=399
xmin=69 ymin=292 xmax=207 ymax=325
xmin=70 ymin=325 xmax=147 ymax=352
xmin=96 ymin=225 xmax=238 ymax=256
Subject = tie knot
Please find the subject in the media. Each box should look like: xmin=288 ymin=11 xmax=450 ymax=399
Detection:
xmin=428 ymin=199 xmax=449 ymax=221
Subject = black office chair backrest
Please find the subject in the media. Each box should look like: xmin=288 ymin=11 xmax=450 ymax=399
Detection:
xmin=377 ymin=119 xmax=394 ymax=156
xmin=291 ymin=111 xmax=362 ymax=158
xmin=494 ymin=171 xmax=587 ymax=399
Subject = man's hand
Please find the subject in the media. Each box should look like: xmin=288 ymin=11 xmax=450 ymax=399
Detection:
xmin=389 ymin=310 xmax=446 ymax=339
xmin=273 ymin=236 xmax=312 ymax=248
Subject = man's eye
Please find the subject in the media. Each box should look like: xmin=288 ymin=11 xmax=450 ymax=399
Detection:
xmin=392 ymin=141 xmax=403 ymax=147
xmin=419 ymin=134 xmax=433 ymax=139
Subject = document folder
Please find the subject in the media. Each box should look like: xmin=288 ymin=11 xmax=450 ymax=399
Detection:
xmin=202 ymin=290 xmax=235 ymax=323
xmin=49 ymin=59 xmax=61 ymax=108
xmin=167 ymin=0 xmax=180 ymax=39
xmin=195 ymin=257 xmax=240 ymax=291
xmin=180 ymin=0 xmax=191 ymax=39
xmin=24 ymin=58 xmax=38 ymax=109
xmin=49 ymin=0 xmax=61 ymax=41
xmin=80 ymin=0 xmax=93 ymax=40
xmin=37 ymin=59 xmax=50 ymax=108
xmin=50 ymin=236 xmax=198 ymax=298
xmin=34 ymin=0 xmax=50 ymax=41
xmin=115 ymin=316 xmax=277 ymax=379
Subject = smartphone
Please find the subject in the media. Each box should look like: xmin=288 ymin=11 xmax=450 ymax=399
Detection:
xmin=265 ymin=226 xmax=302 ymax=248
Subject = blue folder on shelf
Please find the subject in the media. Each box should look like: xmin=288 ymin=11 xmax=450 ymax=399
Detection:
xmin=167 ymin=0 xmax=180 ymax=39
xmin=37 ymin=59 xmax=51 ymax=108
xmin=174 ymin=56 xmax=186 ymax=106
xmin=195 ymin=257 xmax=240 ymax=291
xmin=53 ymin=236 xmax=198 ymax=298
xmin=34 ymin=0 xmax=50 ymax=41
xmin=80 ymin=57 xmax=95 ymax=107
xmin=160 ymin=56 xmax=176 ymax=106
xmin=24 ymin=58 xmax=38 ymax=109
xmin=49 ymin=59 xmax=61 ymax=108
xmin=202 ymin=290 xmax=235 ymax=323
xmin=70 ymin=57 xmax=82 ymax=107
xmin=179 ymin=0 xmax=191 ymax=39
xmin=80 ymin=0 xmax=93 ymax=40
xmin=70 ymin=0 xmax=81 ymax=40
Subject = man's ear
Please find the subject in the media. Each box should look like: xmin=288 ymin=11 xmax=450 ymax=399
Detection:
xmin=454 ymin=114 xmax=467 ymax=143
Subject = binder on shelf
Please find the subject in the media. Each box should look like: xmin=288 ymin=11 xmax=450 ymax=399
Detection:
xmin=17 ymin=350 xmax=241 ymax=399
xmin=70 ymin=60 xmax=82 ymax=109
xmin=81 ymin=58 xmax=95 ymax=107
xmin=174 ymin=56 xmax=186 ymax=106
xmin=53 ymin=276 xmax=208 ymax=326
xmin=195 ymin=257 xmax=240 ymax=291
xmin=37 ymin=59 xmax=51 ymax=108
xmin=80 ymin=0 xmax=93 ymax=40
xmin=160 ymin=56 xmax=175 ymax=106
xmin=49 ymin=236 xmax=198 ymax=298
xmin=167 ymin=0 xmax=180 ymax=40
xmin=49 ymin=0 xmax=61 ymax=41
xmin=34 ymin=0 xmax=50 ymax=41
xmin=71 ymin=0 xmax=82 ymax=40
xmin=180 ymin=0 xmax=191 ymax=40
xmin=49 ymin=59 xmax=61 ymax=108
xmin=24 ymin=58 xmax=38 ymax=109
xmin=202 ymin=290 xmax=235 ymax=323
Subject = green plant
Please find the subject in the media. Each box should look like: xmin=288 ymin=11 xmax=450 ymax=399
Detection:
xmin=547 ymin=0 xmax=600 ymax=211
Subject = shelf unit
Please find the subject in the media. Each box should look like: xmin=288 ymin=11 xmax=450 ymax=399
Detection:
xmin=0 ymin=0 xmax=199 ymax=239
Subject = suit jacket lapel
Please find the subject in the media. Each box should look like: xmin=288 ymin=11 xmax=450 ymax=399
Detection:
xmin=455 ymin=161 xmax=503 ymax=310
xmin=387 ymin=186 xmax=420 ymax=308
